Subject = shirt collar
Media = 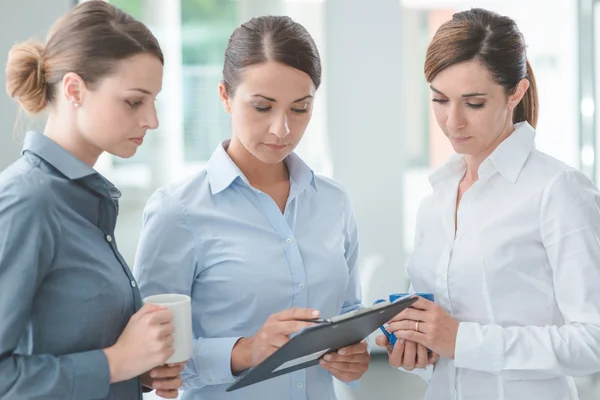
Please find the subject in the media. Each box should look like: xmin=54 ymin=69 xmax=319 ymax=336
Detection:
xmin=206 ymin=139 xmax=317 ymax=195
xmin=22 ymin=131 xmax=120 ymax=200
xmin=429 ymin=122 xmax=536 ymax=189
xmin=22 ymin=131 xmax=97 ymax=180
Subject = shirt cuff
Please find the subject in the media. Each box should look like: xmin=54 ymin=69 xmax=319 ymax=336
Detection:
xmin=64 ymin=349 xmax=111 ymax=399
xmin=454 ymin=321 xmax=504 ymax=373
xmin=191 ymin=336 xmax=243 ymax=387
xmin=345 ymin=379 xmax=360 ymax=389
xmin=397 ymin=364 xmax=434 ymax=383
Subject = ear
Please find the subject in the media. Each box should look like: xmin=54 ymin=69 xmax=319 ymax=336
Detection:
xmin=218 ymin=81 xmax=232 ymax=114
xmin=62 ymin=72 xmax=87 ymax=109
xmin=507 ymin=78 xmax=530 ymax=110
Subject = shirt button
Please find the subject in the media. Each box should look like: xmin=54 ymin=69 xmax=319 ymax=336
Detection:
xmin=297 ymin=382 xmax=303 ymax=388
xmin=286 ymin=238 xmax=292 ymax=244
xmin=131 ymin=281 xmax=137 ymax=288
xmin=106 ymin=234 xmax=113 ymax=243
xmin=298 ymin=283 xmax=305 ymax=289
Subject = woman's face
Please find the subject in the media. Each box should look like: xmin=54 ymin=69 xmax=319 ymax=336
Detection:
xmin=219 ymin=60 xmax=316 ymax=165
xmin=429 ymin=59 xmax=528 ymax=158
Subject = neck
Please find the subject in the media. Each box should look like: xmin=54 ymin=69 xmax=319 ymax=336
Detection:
xmin=463 ymin=120 xmax=516 ymax=182
xmin=43 ymin=111 xmax=102 ymax=168
xmin=226 ymin=137 xmax=288 ymax=185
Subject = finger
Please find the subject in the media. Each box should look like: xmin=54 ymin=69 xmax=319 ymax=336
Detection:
xmin=136 ymin=303 xmax=168 ymax=317
xmin=429 ymin=352 xmax=440 ymax=364
xmin=147 ymin=309 xmax=174 ymax=325
xmin=375 ymin=334 xmax=389 ymax=347
xmin=396 ymin=307 xmax=428 ymax=322
xmin=152 ymin=377 xmax=183 ymax=391
xmin=416 ymin=344 xmax=428 ymax=369
xmin=394 ymin=329 xmax=428 ymax=346
xmin=409 ymin=297 xmax=435 ymax=311
xmin=150 ymin=365 xmax=182 ymax=379
xmin=322 ymin=353 xmax=369 ymax=364
xmin=160 ymin=335 xmax=175 ymax=349
xmin=402 ymin=340 xmax=417 ymax=371
xmin=165 ymin=362 xmax=186 ymax=372
xmin=320 ymin=360 xmax=365 ymax=373
xmin=155 ymin=389 xmax=179 ymax=399
xmin=278 ymin=320 xmax=320 ymax=335
xmin=337 ymin=341 xmax=368 ymax=356
xmin=276 ymin=308 xmax=321 ymax=321
xmin=319 ymin=361 xmax=357 ymax=382
xmin=157 ymin=323 xmax=176 ymax=339
xmin=388 ymin=339 xmax=405 ymax=368
xmin=387 ymin=320 xmax=422 ymax=333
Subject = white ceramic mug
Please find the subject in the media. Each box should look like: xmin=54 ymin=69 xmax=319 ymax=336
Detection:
xmin=143 ymin=294 xmax=193 ymax=364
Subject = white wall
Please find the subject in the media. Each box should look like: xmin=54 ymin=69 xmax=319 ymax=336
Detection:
xmin=0 ymin=0 xmax=74 ymax=169
xmin=325 ymin=0 xmax=410 ymax=305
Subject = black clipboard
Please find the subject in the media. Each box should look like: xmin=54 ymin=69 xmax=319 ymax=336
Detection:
xmin=226 ymin=294 xmax=418 ymax=392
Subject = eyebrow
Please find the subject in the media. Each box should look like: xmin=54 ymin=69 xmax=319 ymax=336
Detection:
xmin=127 ymin=88 xmax=153 ymax=95
xmin=430 ymin=85 xmax=486 ymax=98
xmin=252 ymin=94 xmax=314 ymax=103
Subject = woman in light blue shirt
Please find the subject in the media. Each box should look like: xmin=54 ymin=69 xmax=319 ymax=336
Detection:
xmin=134 ymin=15 xmax=370 ymax=400
xmin=0 ymin=2 xmax=182 ymax=399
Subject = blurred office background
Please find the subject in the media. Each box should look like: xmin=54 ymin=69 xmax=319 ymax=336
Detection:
xmin=1 ymin=0 xmax=599 ymax=398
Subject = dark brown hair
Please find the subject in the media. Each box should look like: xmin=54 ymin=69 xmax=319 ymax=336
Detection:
xmin=222 ymin=15 xmax=321 ymax=96
xmin=425 ymin=8 xmax=538 ymax=127
xmin=5 ymin=0 xmax=163 ymax=114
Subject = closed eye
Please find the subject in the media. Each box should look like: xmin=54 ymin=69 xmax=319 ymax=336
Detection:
xmin=466 ymin=102 xmax=485 ymax=109
xmin=254 ymin=106 xmax=271 ymax=113
xmin=126 ymin=100 xmax=143 ymax=108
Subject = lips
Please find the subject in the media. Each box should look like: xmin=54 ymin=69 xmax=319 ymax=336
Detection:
xmin=130 ymin=137 xmax=144 ymax=145
xmin=450 ymin=136 xmax=471 ymax=143
xmin=265 ymin=143 xmax=287 ymax=150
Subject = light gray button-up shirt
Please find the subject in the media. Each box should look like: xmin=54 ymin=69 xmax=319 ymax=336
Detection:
xmin=0 ymin=132 xmax=143 ymax=399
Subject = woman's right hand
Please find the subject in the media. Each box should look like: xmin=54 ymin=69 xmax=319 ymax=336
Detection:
xmin=103 ymin=303 xmax=175 ymax=383
xmin=231 ymin=308 xmax=320 ymax=374
xmin=375 ymin=334 xmax=438 ymax=370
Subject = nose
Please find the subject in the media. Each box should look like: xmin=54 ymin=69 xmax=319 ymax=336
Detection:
xmin=142 ymin=102 xmax=159 ymax=130
xmin=446 ymin=104 xmax=466 ymax=131
xmin=270 ymin=112 xmax=291 ymax=139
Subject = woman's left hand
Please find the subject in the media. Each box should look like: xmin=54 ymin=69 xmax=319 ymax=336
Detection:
xmin=141 ymin=363 xmax=185 ymax=399
xmin=386 ymin=297 xmax=459 ymax=360
xmin=319 ymin=340 xmax=370 ymax=382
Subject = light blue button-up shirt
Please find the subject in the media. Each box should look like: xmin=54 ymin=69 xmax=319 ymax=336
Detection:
xmin=134 ymin=140 xmax=362 ymax=400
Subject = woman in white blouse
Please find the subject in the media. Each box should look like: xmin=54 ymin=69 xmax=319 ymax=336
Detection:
xmin=376 ymin=8 xmax=600 ymax=400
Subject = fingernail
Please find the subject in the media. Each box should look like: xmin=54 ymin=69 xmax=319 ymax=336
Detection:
xmin=399 ymin=339 xmax=405 ymax=344
xmin=150 ymin=371 xmax=157 ymax=378
xmin=338 ymin=350 xmax=345 ymax=355
xmin=312 ymin=310 xmax=320 ymax=317
xmin=324 ymin=355 xmax=332 ymax=361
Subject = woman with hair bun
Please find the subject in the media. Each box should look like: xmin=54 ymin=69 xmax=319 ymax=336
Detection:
xmin=0 ymin=2 xmax=183 ymax=399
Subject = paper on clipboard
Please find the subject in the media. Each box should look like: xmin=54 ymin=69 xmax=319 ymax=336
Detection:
xmin=273 ymin=348 xmax=331 ymax=372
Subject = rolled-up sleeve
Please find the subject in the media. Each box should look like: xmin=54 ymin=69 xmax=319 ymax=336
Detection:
xmin=134 ymin=189 xmax=241 ymax=389
xmin=0 ymin=177 xmax=110 ymax=399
